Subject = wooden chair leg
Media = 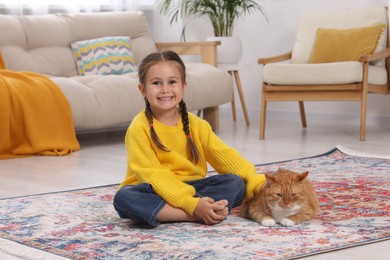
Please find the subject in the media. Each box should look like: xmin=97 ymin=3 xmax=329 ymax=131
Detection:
xmin=259 ymin=88 xmax=267 ymax=139
xmin=298 ymin=101 xmax=307 ymax=128
xmin=233 ymin=71 xmax=250 ymax=126
xmin=203 ymin=106 xmax=219 ymax=131
xmin=360 ymin=101 xmax=367 ymax=141
xmin=360 ymin=63 xmax=369 ymax=141
xmin=228 ymin=71 xmax=237 ymax=122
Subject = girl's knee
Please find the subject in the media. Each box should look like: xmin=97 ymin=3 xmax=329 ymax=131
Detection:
xmin=113 ymin=186 xmax=130 ymax=205
xmin=113 ymin=186 xmax=140 ymax=215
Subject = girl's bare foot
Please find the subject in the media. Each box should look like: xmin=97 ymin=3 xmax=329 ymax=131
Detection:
xmin=214 ymin=200 xmax=229 ymax=218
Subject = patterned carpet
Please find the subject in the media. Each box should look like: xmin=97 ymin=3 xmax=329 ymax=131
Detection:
xmin=0 ymin=146 xmax=389 ymax=259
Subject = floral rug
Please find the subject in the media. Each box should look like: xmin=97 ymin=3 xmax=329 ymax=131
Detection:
xmin=0 ymin=146 xmax=389 ymax=259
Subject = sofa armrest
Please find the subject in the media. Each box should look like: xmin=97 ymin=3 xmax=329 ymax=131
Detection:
xmin=360 ymin=47 xmax=390 ymax=63
xmin=156 ymin=41 xmax=221 ymax=67
xmin=258 ymin=51 xmax=292 ymax=65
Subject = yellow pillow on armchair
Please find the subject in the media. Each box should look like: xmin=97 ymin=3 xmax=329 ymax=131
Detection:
xmin=310 ymin=24 xmax=386 ymax=63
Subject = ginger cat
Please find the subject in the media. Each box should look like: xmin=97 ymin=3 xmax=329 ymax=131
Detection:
xmin=242 ymin=168 xmax=320 ymax=227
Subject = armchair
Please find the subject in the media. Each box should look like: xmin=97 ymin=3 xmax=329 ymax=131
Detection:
xmin=258 ymin=6 xmax=390 ymax=141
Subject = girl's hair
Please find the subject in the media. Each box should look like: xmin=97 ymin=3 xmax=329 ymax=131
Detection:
xmin=139 ymin=50 xmax=199 ymax=164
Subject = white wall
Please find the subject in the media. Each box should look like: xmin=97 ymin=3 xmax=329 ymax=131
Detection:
xmin=150 ymin=0 xmax=390 ymax=127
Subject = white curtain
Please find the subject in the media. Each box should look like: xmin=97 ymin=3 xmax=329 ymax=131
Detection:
xmin=0 ymin=0 xmax=142 ymax=15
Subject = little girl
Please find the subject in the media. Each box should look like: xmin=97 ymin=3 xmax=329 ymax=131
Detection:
xmin=113 ymin=50 xmax=265 ymax=228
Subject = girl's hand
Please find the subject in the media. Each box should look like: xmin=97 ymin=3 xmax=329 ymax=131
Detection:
xmin=194 ymin=197 xmax=229 ymax=225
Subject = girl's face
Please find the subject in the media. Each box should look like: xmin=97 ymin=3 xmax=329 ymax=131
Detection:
xmin=139 ymin=61 xmax=185 ymax=117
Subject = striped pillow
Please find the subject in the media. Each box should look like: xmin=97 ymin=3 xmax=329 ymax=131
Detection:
xmin=71 ymin=36 xmax=137 ymax=76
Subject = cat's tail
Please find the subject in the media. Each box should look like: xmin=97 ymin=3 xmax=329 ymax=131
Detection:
xmin=240 ymin=199 xmax=251 ymax=218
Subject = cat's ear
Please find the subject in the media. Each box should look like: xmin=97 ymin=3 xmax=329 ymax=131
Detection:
xmin=297 ymin=171 xmax=309 ymax=182
xmin=265 ymin=174 xmax=275 ymax=184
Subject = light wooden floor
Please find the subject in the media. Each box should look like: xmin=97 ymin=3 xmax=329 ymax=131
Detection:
xmin=1 ymin=113 xmax=389 ymax=259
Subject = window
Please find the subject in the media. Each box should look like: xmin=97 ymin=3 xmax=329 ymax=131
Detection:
xmin=0 ymin=0 xmax=153 ymax=14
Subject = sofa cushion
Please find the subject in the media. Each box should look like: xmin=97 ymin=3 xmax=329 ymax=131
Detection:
xmin=263 ymin=62 xmax=387 ymax=85
xmin=0 ymin=15 xmax=27 ymax=48
xmin=50 ymin=73 xmax=143 ymax=130
xmin=71 ymin=36 xmax=137 ymax=76
xmin=0 ymin=46 xmax=78 ymax=76
xmin=0 ymin=14 xmax=77 ymax=76
xmin=310 ymin=24 xmax=385 ymax=63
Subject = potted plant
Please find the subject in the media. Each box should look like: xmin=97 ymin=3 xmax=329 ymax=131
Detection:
xmin=157 ymin=0 xmax=268 ymax=64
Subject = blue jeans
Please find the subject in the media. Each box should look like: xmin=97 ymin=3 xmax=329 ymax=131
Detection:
xmin=113 ymin=174 xmax=246 ymax=228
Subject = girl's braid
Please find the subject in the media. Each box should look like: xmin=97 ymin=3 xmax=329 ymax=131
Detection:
xmin=145 ymin=98 xmax=169 ymax=151
xmin=179 ymin=100 xmax=199 ymax=164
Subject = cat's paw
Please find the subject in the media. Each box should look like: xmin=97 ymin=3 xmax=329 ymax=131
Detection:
xmin=280 ymin=218 xmax=295 ymax=227
xmin=261 ymin=218 xmax=276 ymax=227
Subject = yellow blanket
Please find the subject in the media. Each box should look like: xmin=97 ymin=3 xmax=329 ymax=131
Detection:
xmin=0 ymin=69 xmax=80 ymax=159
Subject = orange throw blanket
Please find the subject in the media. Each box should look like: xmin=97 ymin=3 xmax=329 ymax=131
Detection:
xmin=0 ymin=70 xmax=80 ymax=159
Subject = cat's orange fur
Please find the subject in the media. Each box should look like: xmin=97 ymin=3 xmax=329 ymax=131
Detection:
xmin=241 ymin=168 xmax=320 ymax=226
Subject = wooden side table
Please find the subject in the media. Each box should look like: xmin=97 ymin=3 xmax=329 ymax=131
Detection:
xmin=219 ymin=64 xmax=250 ymax=126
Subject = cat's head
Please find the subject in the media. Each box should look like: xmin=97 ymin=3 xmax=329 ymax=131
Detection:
xmin=264 ymin=168 xmax=309 ymax=209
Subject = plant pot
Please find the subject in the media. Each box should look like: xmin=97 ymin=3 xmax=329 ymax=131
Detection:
xmin=206 ymin=36 xmax=243 ymax=64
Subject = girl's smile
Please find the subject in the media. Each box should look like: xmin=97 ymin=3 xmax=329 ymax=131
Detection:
xmin=157 ymin=95 xmax=175 ymax=101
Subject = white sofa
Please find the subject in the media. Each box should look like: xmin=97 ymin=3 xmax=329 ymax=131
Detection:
xmin=0 ymin=11 xmax=233 ymax=131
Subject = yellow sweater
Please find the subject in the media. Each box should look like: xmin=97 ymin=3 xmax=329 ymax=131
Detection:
xmin=120 ymin=111 xmax=265 ymax=215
